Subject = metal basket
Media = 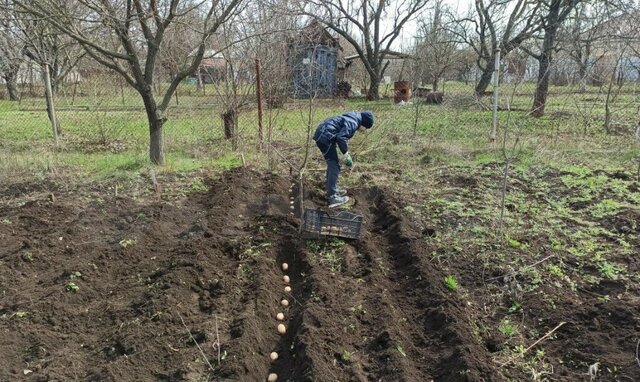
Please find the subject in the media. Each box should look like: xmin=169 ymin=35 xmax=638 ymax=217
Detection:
xmin=302 ymin=208 xmax=363 ymax=239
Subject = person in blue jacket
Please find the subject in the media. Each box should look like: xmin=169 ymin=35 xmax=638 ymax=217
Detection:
xmin=313 ymin=111 xmax=374 ymax=208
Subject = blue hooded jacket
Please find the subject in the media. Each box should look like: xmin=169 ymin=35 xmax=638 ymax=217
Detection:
xmin=313 ymin=112 xmax=373 ymax=154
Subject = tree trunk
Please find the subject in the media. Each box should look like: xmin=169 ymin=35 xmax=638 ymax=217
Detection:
xmin=532 ymin=51 xmax=552 ymax=117
xmin=222 ymin=108 xmax=238 ymax=150
xmin=578 ymin=62 xmax=588 ymax=92
xmin=475 ymin=58 xmax=495 ymax=96
xmin=532 ymin=2 xmax=561 ymax=118
xmin=432 ymin=77 xmax=439 ymax=92
xmin=43 ymin=64 xmax=61 ymax=140
xmin=141 ymin=92 xmax=165 ymax=165
xmin=3 ymin=72 xmax=19 ymax=101
xmin=367 ymin=76 xmax=380 ymax=100
xmin=149 ymin=118 xmax=165 ymax=165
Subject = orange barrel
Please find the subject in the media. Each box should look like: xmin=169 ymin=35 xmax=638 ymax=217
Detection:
xmin=394 ymin=81 xmax=411 ymax=103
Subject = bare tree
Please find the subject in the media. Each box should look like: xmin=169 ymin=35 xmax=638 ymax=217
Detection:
xmin=13 ymin=0 xmax=243 ymax=165
xmin=562 ymin=2 xmax=610 ymax=92
xmin=291 ymin=0 xmax=430 ymax=100
xmin=0 ymin=0 xmax=23 ymax=101
xmin=453 ymin=0 xmax=544 ymax=96
xmin=524 ymin=0 xmax=582 ymax=117
xmin=415 ymin=0 xmax=458 ymax=92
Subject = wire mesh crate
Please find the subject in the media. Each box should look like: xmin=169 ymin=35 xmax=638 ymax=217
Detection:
xmin=302 ymin=208 xmax=363 ymax=240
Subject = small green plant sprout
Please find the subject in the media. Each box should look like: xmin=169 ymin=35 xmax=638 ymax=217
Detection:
xmin=119 ymin=238 xmax=136 ymax=248
xmin=508 ymin=300 xmax=522 ymax=314
xmin=443 ymin=275 xmax=459 ymax=291
xmin=69 ymin=271 xmax=82 ymax=279
xmin=499 ymin=320 xmax=517 ymax=338
xmin=550 ymin=239 xmax=563 ymax=250
xmin=9 ymin=310 xmax=27 ymax=319
xmin=507 ymin=237 xmax=529 ymax=250
xmin=547 ymin=264 xmax=564 ymax=278
xmin=350 ymin=303 xmax=366 ymax=316
xmin=1 ymin=218 xmax=11 ymax=225
xmin=305 ymin=240 xmax=321 ymax=251
xmin=340 ymin=350 xmax=353 ymax=363
xmin=21 ymin=252 xmax=34 ymax=262
xmin=599 ymin=261 xmax=622 ymax=279
xmin=188 ymin=178 xmax=209 ymax=193
xmin=65 ymin=282 xmax=79 ymax=292
xmin=403 ymin=205 xmax=416 ymax=214
xmin=590 ymin=199 xmax=622 ymax=218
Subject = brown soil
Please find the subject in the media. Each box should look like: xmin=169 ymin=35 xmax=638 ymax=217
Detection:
xmin=1 ymin=167 xmax=638 ymax=381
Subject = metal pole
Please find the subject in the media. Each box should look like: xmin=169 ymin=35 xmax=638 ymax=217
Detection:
xmin=490 ymin=48 xmax=501 ymax=143
xmin=255 ymin=59 xmax=264 ymax=150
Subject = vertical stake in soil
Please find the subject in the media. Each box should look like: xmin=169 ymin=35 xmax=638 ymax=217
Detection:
xmin=490 ymin=48 xmax=501 ymax=144
xmin=256 ymin=59 xmax=264 ymax=150
xmin=177 ymin=311 xmax=215 ymax=372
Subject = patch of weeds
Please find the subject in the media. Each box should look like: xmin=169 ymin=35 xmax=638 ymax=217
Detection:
xmin=550 ymin=239 xmax=563 ymax=250
xmin=305 ymin=240 xmax=321 ymax=251
xmin=443 ymin=275 xmax=459 ymax=291
xmin=1 ymin=218 xmax=11 ymax=225
xmin=350 ymin=303 xmax=366 ymax=316
xmin=561 ymin=165 xmax=592 ymax=177
xmin=188 ymin=178 xmax=209 ymax=193
xmin=521 ymin=268 xmax=543 ymax=289
xmin=65 ymin=282 xmax=80 ymax=292
xmin=590 ymin=199 xmax=623 ymax=218
xmin=522 ymin=349 xmax=554 ymax=381
xmin=237 ymin=263 xmax=255 ymax=282
xmin=546 ymin=264 xmax=564 ymax=278
xmin=242 ymin=242 xmax=271 ymax=258
xmin=340 ymin=350 xmax=353 ymax=363
xmin=21 ymin=252 xmax=34 ymax=262
xmin=310 ymin=291 xmax=322 ymax=303
xmin=499 ymin=320 xmax=518 ymax=338
xmin=568 ymin=238 xmax=599 ymax=258
xmin=599 ymin=261 xmax=623 ymax=280
xmin=119 ymin=238 xmax=137 ymax=248
xmin=403 ymin=205 xmax=417 ymax=214
xmin=308 ymin=239 xmax=345 ymax=273
xmin=508 ymin=300 xmax=523 ymax=314
xmin=4 ymin=310 xmax=27 ymax=319
xmin=507 ymin=237 xmax=529 ymax=250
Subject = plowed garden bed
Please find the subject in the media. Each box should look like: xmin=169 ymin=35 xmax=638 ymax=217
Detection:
xmin=1 ymin=167 xmax=639 ymax=381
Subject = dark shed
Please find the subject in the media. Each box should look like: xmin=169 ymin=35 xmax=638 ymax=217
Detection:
xmin=290 ymin=21 xmax=342 ymax=98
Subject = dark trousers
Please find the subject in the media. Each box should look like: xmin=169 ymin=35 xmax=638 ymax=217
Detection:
xmin=315 ymin=137 xmax=340 ymax=198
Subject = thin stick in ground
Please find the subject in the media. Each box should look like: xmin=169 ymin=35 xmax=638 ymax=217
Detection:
xmin=498 ymin=322 xmax=567 ymax=368
xmin=177 ymin=310 xmax=216 ymax=372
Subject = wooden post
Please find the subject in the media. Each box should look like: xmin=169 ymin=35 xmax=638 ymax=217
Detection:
xmin=256 ymin=59 xmax=264 ymax=150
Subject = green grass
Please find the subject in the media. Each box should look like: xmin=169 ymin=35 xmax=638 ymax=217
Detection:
xmin=1 ymin=79 xmax=639 ymax=182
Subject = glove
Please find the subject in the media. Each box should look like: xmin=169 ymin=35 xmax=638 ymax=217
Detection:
xmin=343 ymin=152 xmax=353 ymax=168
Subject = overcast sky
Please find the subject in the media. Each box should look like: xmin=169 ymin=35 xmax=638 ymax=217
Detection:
xmin=395 ymin=0 xmax=473 ymax=50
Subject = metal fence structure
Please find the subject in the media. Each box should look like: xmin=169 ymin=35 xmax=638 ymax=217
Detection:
xmin=1 ymin=50 xmax=640 ymax=179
